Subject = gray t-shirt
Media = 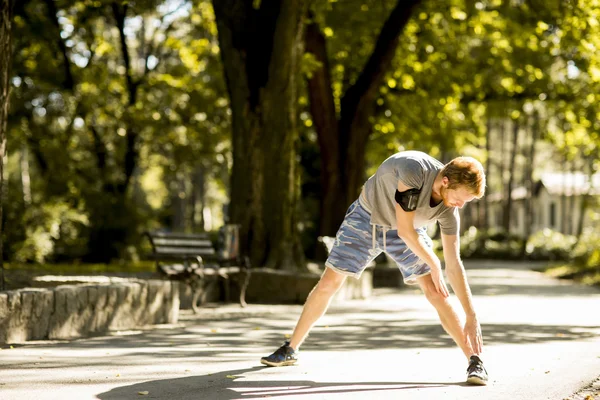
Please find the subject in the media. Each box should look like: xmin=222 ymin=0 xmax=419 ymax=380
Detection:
xmin=359 ymin=151 xmax=459 ymax=235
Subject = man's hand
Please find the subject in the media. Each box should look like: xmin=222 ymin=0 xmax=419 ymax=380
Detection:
xmin=464 ymin=315 xmax=483 ymax=355
xmin=430 ymin=265 xmax=449 ymax=298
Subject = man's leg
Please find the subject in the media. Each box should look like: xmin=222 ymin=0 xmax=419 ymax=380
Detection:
xmin=417 ymin=273 xmax=488 ymax=385
xmin=260 ymin=267 xmax=347 ymax=367
xmin=261 ymin=199 xmax=372 ymax=367
xmin=289 ymin=267 xmax=347 ymax=350
xmin=417 ymin=274 xmax=475 ymax=358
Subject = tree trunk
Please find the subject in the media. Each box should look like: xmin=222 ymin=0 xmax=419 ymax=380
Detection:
xmin=192 ymin=164 xmax=206 ymax=231
xmin=20 ymin=144 xmax=31 ymax=205
xmin=213 ymin=0 xmax=306 ymax=270
xmin=112 ymin=2 xmax=139 ymax=195
xmin=306 ymin=0 xmax=422 ymax=236
xmin=575 ymin=157 xmax=594 ymax=239
xmin=483 ymin=118 xmax=492 ymax=231
xmin=521 ymin=111 xmax=539 ymax=256
xmin=503 ymin=119 xmax=519 ymax=235
xmin=575 ymin=193 xmax=588 ymax=239
xmin=42 ymin=0 xmax=74 ymax=90
xmin=560 ymin=155 xmax=567 ymax=234
xmin=171 ymin=173 xmax=187 ymax=232
xmin=567 ymin=160 xmax=575 ymax=235
xmin=498 ymin=119 xmax=506 ymax=229
xmin=304 ymin=14 xmax=340 ymax=239
xmin=0 ymin=0 xmax=12 ymax=289
xmin=85 ymin=2 xmax=142 ymax=262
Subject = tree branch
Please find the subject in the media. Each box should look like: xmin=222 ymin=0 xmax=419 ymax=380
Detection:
xmin=24 ymin=122 xmax=49 ymax=175
xmin=112 ymin=2 xmax=137 ymax=104
xmin=112 ymin=1 xmax=142 ymax=195
xmin=460 ymin=90 xmax=576 ymax=104
xmin=89 ymin=125 xmax=107 ymax=173
xmin=339 ymin=0 xmax=421 ymax=134
xmin=304 ymin=13 xmax=339 ymax=160
xmin=386 ymin=85 xmax=576 ymax=104
xmin=42 ymin=0 xmax=74 ymax=90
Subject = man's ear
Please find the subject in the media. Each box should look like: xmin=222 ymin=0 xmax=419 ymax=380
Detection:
xmin=441 ymin=176 xmax=449 ymax=187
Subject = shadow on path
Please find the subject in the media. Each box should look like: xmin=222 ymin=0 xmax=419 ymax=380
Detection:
xmin=8 ymin=320 xmax=598 ymax=372
xmin=27 ymin=321 xmax=600 ymax=352
xmin=96 ymin=366 xmax=473 ymax=400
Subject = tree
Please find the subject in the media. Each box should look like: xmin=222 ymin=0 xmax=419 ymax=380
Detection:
xmin=305 ymin=0 xmax=422 ymax=236
xmin=5 ymin=0 xmax=600 ymax=266
xmin=0 ymin=0 xmax=14 ymax=289
xmin=303 ymin=0 xmax=560 ymax=237
xmin=7 ymin=0 xmax=230 ymax=263
xmin=521 ymin=109 xmax=540 ymax=256
xmin=212 ymin=0 xmax=307 ymax=270
xmin=503 ymin=117 xmax=519 ymax=234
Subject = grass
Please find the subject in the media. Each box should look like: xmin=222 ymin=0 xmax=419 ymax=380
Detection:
xmin=1 ymin=261 xmax=158 ymax=290
xmin=540 ymin=263 xmax=600 ymax=286
xmin=4 ymin=261 xmax=156 ymax=274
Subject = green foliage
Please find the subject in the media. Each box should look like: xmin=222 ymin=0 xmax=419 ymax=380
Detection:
xmin=460 ymin=227 xmax=523 ymax=260
xmin=12 ymin=200 xmax=89 ymax=263
xmin=540 ymin=227 xmax=600 ymax=286
xmin=6 ymin=0 xmax=600 ymax=265
xmin=525 ymin=229 xmax=578 ymax=261
xmin=6 ymin=0 xmax=230 ymax=263
xmin=5 ymin=260 xmax=156 ymax=274
xmin=572 ymin=228 xmax=600 ymax=269
xmin=460 ymin=227 xmax=593 ymax=264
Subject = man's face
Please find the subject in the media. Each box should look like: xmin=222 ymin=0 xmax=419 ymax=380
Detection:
xmin=440 ymin=184 xmax=477 ymax=209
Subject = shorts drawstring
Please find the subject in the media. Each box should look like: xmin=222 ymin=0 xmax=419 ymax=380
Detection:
xmin=371 ymin=224 xmax=389 ymax=253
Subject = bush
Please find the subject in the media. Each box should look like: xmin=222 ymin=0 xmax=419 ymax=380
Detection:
xmin=459 ymin=227 xmax=591 ymax=262
xmin=12 ymin=201 xmax=89 ymax=263
xmin=572 ymin=228 xmax=600 ymax=269
xmin=525 ymin=229 xmax=577 ymax=261
xmin=460 ymin=226 xmax=486 ymax=258
xmin=460 ymin=227 xmax=523 ymax=260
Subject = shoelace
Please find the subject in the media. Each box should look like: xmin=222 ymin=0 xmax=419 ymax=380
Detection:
xmin=276 ymin=343 xmax=295 ymax=356
xmin=467 ymin=360 xmax=486 ymax=375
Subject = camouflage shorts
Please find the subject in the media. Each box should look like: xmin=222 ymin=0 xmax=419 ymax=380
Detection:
xmin=325 ymin=200 xmax=432 ymax=285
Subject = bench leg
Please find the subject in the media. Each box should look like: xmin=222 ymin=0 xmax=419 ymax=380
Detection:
xmin=191 ymin=278 xmax=218 ymax=314
xmin=239 ymin=269 xmax=251 ymax=308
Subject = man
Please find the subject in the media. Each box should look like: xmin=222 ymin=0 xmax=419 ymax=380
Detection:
xmin=260 ymin=150 xmax=488 ymax=386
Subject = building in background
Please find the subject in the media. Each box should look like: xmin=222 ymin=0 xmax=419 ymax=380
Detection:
xmin=484 ymin=172 xmax=600 ymax=237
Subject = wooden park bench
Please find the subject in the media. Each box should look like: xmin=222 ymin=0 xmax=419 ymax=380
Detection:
xmin=146 ymin=225 xmax=251 ymax=312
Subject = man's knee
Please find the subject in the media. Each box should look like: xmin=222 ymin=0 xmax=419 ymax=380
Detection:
xmin=315 ymin=268 xmax=347 ymax=294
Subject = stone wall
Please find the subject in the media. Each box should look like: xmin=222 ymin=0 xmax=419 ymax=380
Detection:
xmin=0 ymin=265 xmax=375 ymax=344
xmin=226 ymin=267 xmax=373 ymax=305
xmin=0 ymin=280 xmax=179 ymax=344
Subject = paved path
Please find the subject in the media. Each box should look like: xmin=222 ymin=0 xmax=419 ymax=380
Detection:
xmin=1 ymin=260 xmax=599 ymax=400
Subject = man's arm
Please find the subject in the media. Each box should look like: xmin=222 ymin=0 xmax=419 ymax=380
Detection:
xmin=442 ymin=232 xmax=483 ymax=354
xmin=395 ymin=180 xmax=449 ymax=297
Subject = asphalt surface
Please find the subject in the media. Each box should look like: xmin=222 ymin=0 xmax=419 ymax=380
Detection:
xmin=1 ymin=260 xmax=599 ymax=400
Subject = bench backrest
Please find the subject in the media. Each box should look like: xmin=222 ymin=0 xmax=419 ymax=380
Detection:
xmin=147 ymin=224 xmax=242 ymax=265
xmin=146 ymin=232 xmax=216 ymax=261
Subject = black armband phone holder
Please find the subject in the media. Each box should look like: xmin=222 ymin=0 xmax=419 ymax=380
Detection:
xmin=395 ymin=188 xmax=421 ymax=212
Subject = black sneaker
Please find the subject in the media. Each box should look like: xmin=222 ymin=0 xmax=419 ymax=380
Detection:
xmin=466 ymin=355 xmax=488 ymax=385
xmin=260 ymin=341 xmax=298 ymax=367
